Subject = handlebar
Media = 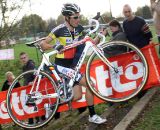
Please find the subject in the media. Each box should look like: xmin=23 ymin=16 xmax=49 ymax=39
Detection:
xmin=88 ymin=19 xmax=99 ymax=35
xmin=87 ymin=19 xmax=105 ymax=44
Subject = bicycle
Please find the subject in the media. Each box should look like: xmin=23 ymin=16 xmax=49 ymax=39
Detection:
xmin=6 ymin=19 xmax=148 ymax=129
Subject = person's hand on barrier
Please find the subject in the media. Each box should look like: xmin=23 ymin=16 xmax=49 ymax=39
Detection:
xmin=99 ymin=28 xmax=109 ymax=37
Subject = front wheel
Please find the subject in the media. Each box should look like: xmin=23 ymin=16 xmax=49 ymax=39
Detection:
xmin=6 ymin=70 xmax=59 ymax=129
xmin=86 ymin=41 xmax=148 ymax=102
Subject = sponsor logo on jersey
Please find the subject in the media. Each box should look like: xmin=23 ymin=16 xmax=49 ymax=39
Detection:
xmin=66 ymin=38 xmax=72 ymax=44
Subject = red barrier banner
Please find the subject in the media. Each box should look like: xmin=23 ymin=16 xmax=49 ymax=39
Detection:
xmin=0 ymin=44 xmax=160 ymax=124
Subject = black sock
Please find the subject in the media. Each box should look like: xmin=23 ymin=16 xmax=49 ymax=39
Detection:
xmin=88 ymin=105 xmax=96 ymax=117
xmin=78 ymin=107 xmax=87 ymax=114
xmin=54 ymin=112 xmax=60 ymax=119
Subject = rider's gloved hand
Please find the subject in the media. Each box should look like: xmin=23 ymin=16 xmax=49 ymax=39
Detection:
xmin=53 ymin=44 xmax=64 ymax=52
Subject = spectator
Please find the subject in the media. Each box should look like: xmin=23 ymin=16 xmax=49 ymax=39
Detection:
xmin=19 ymin=52 xmax=45 ymax=128
xmin=122 ymin=4 xmax=152 ymax=48
xmin=122 ymin=4 xmax=153 ymax=98
xmin=19 ymin=52 xmax=35 ymax=86
xmin=106 ymin=19 xmax=128 ymax=55
xmin=40 ymin=3 xmax=107 ymax=124
xmin=104 ymin=19 xmax=128 ymax=106
xmin=2 ymin=71 xmax=20 ymax=91
xmin=150 ymin=0 xmax=160 ymax=52
xmin=1 ymin=72 xmax=20 ymax=129
xmin=109 ymin=19 xmax=127 ymax=42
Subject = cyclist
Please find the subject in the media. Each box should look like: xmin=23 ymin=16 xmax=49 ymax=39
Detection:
xmin=41 ymin=3 xmax=107 ymax=124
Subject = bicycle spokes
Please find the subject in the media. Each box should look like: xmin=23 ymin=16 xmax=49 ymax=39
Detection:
xmin=7 ymin=70 xmax=59 ymax=129
xmin=86 ymin=41 xmax=148 ymax=102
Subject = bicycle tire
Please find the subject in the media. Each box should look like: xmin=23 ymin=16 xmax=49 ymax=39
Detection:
xmin=86 ymin=41 xmax=148 ymax=102
xmin=6 ymin=70 xmax=60 ymax=129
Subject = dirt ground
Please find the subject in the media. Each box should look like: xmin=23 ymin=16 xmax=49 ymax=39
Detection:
xmin=127 ymin=88 xmax=160 ymax=130
xmin=2 ymin=89 xmax=157 ymax=130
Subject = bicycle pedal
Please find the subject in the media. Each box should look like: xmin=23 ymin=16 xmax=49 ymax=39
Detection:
xmin=26 ymin=101 xmax=36 ymax=106
xmin=26 ymin=98 xmax=36 ymax=106
xmin=34 ymin=106 xmax=38 ymax=111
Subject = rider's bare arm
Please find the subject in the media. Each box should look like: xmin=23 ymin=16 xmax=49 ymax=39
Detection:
xmin=40 ymin=36 xmax=54 ymax=50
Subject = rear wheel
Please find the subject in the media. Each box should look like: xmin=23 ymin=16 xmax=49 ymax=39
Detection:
xmin=86 ymin=41 xmax=148 ymax=102
xmin=7 ymin=70 xmax=59 ymax=129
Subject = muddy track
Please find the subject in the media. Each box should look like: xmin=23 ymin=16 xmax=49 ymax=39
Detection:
xmin=2 ymin=87 xmax=158 ymax=130
xmin=44 ymin=96 xmax=138 ymax=130
xmin=52 ymin=88 xmax=157 ymax=130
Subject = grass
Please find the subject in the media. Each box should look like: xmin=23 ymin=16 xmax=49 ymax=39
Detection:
xmin=0 ymin=43 xmax=42 ymax=89
xmin=130 ymin=88 xmax=160 ymax=130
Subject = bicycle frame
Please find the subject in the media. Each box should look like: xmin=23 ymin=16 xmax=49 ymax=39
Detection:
xmin=66 ymin=37 xmax=114 ymax=87
xmin=27 ymin=19 xmax=115 ymax=101
xmin=29 ymin=36 xmax=114 ymax=101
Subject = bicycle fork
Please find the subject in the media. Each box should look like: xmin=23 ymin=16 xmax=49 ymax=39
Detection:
xmin=92 ymin=45 xmax=119 ymax=73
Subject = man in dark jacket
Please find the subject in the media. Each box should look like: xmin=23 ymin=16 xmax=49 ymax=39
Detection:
xmin=122 ymin=4 xmax=152 ymax=48
xmin=19 ymin=52 xmax=38 ymax=127
xmin=19 ymin=52 xmax=60 ymax=124
xmin=19 ymin=52 xmax=35 ymax=85
xmin=122 ymin=4 xmax=152 ymax=99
